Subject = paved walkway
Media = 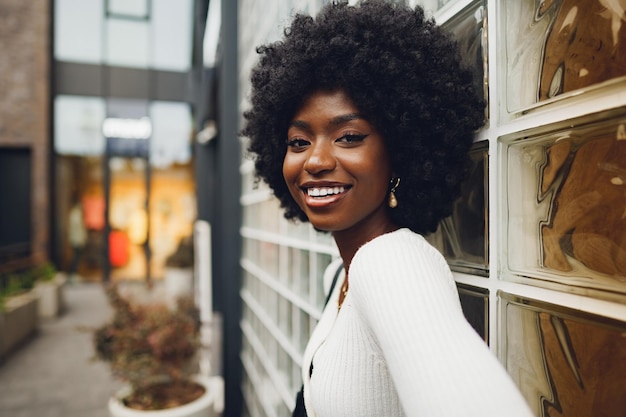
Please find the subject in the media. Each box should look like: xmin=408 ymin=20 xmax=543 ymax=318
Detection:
xmin=0 ymin=283 xmax=121 ymax=417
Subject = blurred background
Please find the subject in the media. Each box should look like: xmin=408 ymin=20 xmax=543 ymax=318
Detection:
xmin=1 ymin=1 xmax=626 ymax=417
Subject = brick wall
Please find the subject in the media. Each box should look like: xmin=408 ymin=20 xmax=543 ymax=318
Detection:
xmin=0 ymin=0 xmax=51 ymax=269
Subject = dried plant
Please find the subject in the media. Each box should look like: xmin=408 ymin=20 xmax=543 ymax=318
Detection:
xmin=94 ymin=285 xmax=203 ymax=410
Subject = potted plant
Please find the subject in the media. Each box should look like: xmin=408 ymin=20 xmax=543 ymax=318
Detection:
xmin=32 ymin=262 xmax=66 ymax=319
xmin=164 ymin=236 xmax=195 ymax=309
xmin=94 ymin=284 xmax=214 ymax=416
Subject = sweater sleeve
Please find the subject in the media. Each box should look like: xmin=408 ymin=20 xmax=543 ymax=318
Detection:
xmin=349 ymin=230 xmax=534 ymax=417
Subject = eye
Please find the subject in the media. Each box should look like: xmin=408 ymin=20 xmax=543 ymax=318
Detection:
xmin=336 ymin=133 xmax=368 ymax=144
xmin=286 ymin=137 xmax=310 ymax=149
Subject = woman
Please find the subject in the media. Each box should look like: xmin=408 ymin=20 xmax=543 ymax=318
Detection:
xmin=243 ymin=1 xmax=534 ymax=416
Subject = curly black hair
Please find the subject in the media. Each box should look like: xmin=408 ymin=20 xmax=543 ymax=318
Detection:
xmin=242 ymin=0 xmax=485 ymax=235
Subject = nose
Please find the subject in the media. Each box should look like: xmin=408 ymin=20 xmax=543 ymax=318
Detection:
xmin=304 ymin=139 xmax=336 ymax=175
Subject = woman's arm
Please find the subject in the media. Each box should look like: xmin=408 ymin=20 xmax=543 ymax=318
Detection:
xmin=350 ymin=230 xmax=534 ymax=417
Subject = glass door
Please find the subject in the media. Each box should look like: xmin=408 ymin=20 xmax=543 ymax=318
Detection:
xmin=103 ymin=101 xmax=152 ymax=282
xmin=105 ymin=151 xmax=151 ymax=282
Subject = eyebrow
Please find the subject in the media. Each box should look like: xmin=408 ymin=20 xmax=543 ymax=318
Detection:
xmin=289 ymin=113 xmax=364 ymax=130
xmin=329 ymin=113 xmax=363 ymax=126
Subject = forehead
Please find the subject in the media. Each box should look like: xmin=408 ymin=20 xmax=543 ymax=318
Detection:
xmin=292 ymin=89 xmax=360 ymax=119
xmin=289 ymin=90 xmax=377 ymax=135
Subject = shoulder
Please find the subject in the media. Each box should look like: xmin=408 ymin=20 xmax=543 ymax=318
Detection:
xmin=349 ymin=228 xmax=458 ymax=309
xmin=352 ymin=228 xmax=447 ymax=272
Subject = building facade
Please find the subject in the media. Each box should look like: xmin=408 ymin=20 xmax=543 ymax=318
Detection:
xmin=0 ymin=0 xmax=51 ymax=273
xmin=51 ymin=0 xmax=204 ymax=283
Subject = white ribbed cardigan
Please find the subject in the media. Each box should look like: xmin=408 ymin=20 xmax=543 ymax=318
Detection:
xmin=301 ymin=228 xmax=534 ymax=417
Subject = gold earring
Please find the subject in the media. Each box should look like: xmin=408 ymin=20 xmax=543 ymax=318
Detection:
xmin=388 ymin=177 xmax=400 ymax=208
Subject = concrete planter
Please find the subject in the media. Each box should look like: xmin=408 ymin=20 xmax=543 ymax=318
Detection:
xmin=0 ymin=291 xmax=39 ymax=360
xmin=108 ymin=375 xmax=217 ymax=417
xmin=164 ymin=267 xmax=194 ymax=309
xmin=33 ymin=273 xmax=67 ymax=319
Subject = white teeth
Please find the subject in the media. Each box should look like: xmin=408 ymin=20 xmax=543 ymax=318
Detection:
xmin=307 ymin=186 xmax=345 ymax=197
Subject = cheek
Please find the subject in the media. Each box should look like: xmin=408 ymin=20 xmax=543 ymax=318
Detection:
xmin=370 ymin=171 xmax=391 ymax=199
xmin=282 ymin=156 xmax=300 ymax=195
xmin=282 ymin=155 xmax=295 ymax=182
xmin=369 ymin=155 xmax=393 ymax=197
xmin=351 ymin=150 xmax=391 ymax=186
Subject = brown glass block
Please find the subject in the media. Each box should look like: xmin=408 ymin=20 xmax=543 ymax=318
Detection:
xmin=457 ymin=283 xmax=489 ymax=343
xmin=428 ymin=141 xmax=489 ymax=275
xmin=501 ymin=292 xmax=626 ymax=417
xmin=503 ymin=109 xmax=626 ymax=300
xmin=443 ymin=0 xmax=488 ymax=122
xmin=503 ymin=0 xmax=626 ymax=113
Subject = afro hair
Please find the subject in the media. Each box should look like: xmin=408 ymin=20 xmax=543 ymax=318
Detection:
xmin=242 ymin=0 xmax=485 ymax=235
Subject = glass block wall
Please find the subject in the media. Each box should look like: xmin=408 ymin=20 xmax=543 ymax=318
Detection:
xmin=238 ymin=3 xmax=338 ymax=416
xmin=237 ymin=1 xmax=626 ymax=417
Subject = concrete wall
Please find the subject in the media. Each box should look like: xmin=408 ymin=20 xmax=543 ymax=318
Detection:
xmin=0 ymin=292 xmax=39 ymax=360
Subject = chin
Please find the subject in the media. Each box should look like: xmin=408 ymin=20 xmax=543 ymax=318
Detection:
xmin=306 ymin=218 xmax=337 ymax=233
xmin=311 ymin=224 xmax=333 ymax=233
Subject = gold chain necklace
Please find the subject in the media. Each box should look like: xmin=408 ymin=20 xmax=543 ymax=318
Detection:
xmin=337 ymin=277 xmax=349 ymax=310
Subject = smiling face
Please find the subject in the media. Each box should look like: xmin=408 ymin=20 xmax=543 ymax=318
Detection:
xmin=283 ymin=89 xmax=396 ymax=240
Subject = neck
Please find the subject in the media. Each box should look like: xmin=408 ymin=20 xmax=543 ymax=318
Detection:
xmin=333 ymin=221 xmax=399 ymax=273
